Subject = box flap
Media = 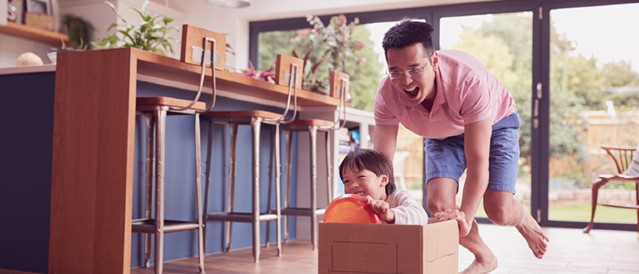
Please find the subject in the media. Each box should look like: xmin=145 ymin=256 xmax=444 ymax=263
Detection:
xmin=422 ymin=220 xmax=458 ymax=273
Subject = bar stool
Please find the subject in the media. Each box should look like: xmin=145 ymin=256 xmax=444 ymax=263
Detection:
xmin=280 ymin=71 xmax=349 ymax=250
xmin=203 ymin=54 xmax=303 ymax=262
xmin=132 ymin=36 xmax=219 ymax=274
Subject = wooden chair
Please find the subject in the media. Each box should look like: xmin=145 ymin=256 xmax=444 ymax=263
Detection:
xmin=584 ymin=146 xmax=639 ymax=234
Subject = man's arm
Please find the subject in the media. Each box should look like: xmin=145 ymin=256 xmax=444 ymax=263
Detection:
xmin=458 ymin=118 xmax=492 ymax=234
xmin=372 ymin=124 xmax=399 ymax=162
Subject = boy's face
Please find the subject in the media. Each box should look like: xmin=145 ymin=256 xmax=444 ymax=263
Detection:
xmin=386 ymin=42 xmax=437 ymax=107
xmin=342 ymin=166 xmax=389 ymax=201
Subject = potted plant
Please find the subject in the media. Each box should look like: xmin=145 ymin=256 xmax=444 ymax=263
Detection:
xmin=290 ymin=15 xmax=365 ymax=94
xmin=47 ymin=15 xmax=93 ymax=64
xmin=93 ymin=0 xmax=178 ymax=56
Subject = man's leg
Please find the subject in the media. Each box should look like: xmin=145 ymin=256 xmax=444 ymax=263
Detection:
xmin=427 ymin=179 xmax=497 ymax=274
xmin=483 ymin=190 xmax=549 ymax=259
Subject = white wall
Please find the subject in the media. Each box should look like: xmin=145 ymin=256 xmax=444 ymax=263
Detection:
xmin=60 ymin=0 xmax=184 ymax=58
xmin=0 ymin=35 xmax=53 ymax=67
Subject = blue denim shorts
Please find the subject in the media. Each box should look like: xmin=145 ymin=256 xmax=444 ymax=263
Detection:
xmin=425 ymin=112 xmax=520 ymax=193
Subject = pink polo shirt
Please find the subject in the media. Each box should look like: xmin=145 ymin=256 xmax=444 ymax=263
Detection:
xmin=374 ymin=50 xmax=516 ymax=140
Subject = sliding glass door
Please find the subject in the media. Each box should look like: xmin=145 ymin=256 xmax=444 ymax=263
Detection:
xmin=547 ymin=3 xmax=639 ymax=225
xmin=439 ymin=12 xmax=534 ymax=218
xmin=249 ymin=0 xmax=639 ymax=230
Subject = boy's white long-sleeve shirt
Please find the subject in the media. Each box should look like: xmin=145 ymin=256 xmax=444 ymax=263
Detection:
xmin=387 ymin=189 xmax=429 ymax=225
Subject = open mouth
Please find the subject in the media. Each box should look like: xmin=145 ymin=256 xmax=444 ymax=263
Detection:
xmin=354 ymin=191 xmax=365 ymax=197
xmin=404 ymin=86 xmax=419 ymax=98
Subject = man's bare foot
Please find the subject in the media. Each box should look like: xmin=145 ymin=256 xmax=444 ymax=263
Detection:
xmin=460 ymin=257 xmax=498 ymax=274
xmin=516 ymin=213 xmax=549 ymax=259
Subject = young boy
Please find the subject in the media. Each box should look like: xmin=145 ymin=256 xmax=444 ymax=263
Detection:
xmin=339 ymin=148 xmax=428 ymax=225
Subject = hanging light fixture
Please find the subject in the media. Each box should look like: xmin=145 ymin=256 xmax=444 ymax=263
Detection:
xmin=205 ymin=0 xmax=250 ymax=8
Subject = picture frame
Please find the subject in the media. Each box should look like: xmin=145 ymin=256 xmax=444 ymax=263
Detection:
xmin=26 ymin=0 xmax=50 ymax=15
xmin=7 ymin=0 xmax=25 ymax=24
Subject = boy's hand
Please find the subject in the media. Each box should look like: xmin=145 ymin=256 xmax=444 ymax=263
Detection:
xmin=434 ymin=209 xmax=471 ymax=236
xmin=365 ymin=195 xmax=395 ymax=223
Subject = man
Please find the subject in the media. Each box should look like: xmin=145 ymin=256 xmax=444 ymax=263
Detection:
xmin=373 ymin=19 xmax=549 ymax=274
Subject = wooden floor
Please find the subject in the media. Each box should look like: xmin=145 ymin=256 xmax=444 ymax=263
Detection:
xmin=130 ymin=224 xmax=639 ymax=274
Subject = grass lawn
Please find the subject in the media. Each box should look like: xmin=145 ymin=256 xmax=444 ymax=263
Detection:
xmin=549 ymin=203 xmax=637 ymax=223
xmin=473 ymin=203 xmax=636 ymax=223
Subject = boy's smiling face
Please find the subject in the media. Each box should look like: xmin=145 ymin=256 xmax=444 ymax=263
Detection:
xmin=341 ymin=166 xmax=389 ymax=201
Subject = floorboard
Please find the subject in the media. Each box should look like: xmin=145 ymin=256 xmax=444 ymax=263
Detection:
xmin=129 ymin=224 xmax=639 ymax=273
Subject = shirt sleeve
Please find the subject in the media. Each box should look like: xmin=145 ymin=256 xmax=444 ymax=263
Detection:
xmin=374 ymin=78 xmax=400 ymax=126
xmin=388 ymin=189 xmax=429 ymax=225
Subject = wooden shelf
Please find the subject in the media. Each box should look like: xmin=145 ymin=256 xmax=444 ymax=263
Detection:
xmin=0 ymin=22 xmax=68 ymax=46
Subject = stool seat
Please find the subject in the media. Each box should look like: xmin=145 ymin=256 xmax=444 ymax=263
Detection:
xmin=205 ymin=110 xmax=283 ymax=122
xmin=282 ymin=119 xmax=335 ymax=130
xmin=137 ymin=97 xmax=207 ymax=112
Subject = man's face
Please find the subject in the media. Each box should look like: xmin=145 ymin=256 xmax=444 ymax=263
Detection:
xmin=386 ymin=43 xmax=436 ymax=107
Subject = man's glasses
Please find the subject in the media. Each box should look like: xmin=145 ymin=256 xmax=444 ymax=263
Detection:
xmin=387 ymin=63 xmax=427 ymax=80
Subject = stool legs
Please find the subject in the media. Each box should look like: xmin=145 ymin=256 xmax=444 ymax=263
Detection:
xmin=261 ymin=123 xmax=283 ymax=256
xmin=273 ymin=124 xmax=283 ymax=255
xmin=282 ymin=126 xmax=332 ymax=250
xmin=324 ymin=129 xmax=333 ymax=201
xmin=206 ymin=117 xmax=281 ymax=262
xmin=143 ymin=113 xmax=154 ymax=268
xmin=308 ymin=125 xmax=319 ymax=250
xmin=283 ymin=130 xmax=293 ymax=242
xmin=225 ymin=123 xmax=238 ymax=253
xmin=154 ymin=108 xmax=167 ymax=274
xmin=251 ymin=118 xmax=262 ymax=262
xmin=194 ymin=113 xmax=205 ymax=273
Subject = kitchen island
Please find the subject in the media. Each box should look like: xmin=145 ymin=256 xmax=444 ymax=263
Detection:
xmin=0 ymin=48 xmax=348 ymax=274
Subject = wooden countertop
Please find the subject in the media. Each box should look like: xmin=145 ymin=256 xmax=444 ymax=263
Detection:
xmin=57 ymin=48 xmax=340 ymax=108
xmin=0 ymin=64 xmax=55 ymax=75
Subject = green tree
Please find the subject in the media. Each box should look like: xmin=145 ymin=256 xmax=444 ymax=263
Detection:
xmin=347 ymin=25 xmax=383 ymax=111
xmin=451 ymin=13 xmax=639 ymax=153
xmin=258 ymin=30 xmax=296 ymax=70
xmin=257 ymin=16 xmax=382 ymax=111
xmin=449 ymin=13 xmax=639 ymax=182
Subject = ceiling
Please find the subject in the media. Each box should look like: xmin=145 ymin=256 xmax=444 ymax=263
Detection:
xmin=57 ymin=0 xmax=497 ymax=21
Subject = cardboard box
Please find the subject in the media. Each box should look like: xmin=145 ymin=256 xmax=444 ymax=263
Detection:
xmin=24 ymin=12 xmax=53 ymax=31
xmin=319 ymin=220 xmax=459 ymax=274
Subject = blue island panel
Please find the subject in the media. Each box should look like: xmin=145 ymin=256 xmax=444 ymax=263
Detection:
xmin=0 ymin=72 xmax=55 ymax=273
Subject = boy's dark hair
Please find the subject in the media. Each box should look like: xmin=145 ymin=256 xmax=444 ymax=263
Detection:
xmin=382 ymin=19 xmax=434 ymax=62
xmin=339 ymin=148 xmax=396 ymax=195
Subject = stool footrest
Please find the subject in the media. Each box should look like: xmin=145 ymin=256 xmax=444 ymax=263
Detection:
xmin=132 ymin=219 xmax=201 ymax=233
xmin=206 ymin=212 xmax=279 ymax=222
xmin=280 ymin=207 xmax=325 ymax=216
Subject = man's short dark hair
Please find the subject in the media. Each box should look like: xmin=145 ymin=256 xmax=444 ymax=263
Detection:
xmin=382 ymin=19 xmax=434 ymax=60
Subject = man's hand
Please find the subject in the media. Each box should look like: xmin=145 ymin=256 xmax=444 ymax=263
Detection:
xmin=434 ymin=209 xmax=471 ymax=236
xmin=365 ymin=195 xmax=395 ymax=223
